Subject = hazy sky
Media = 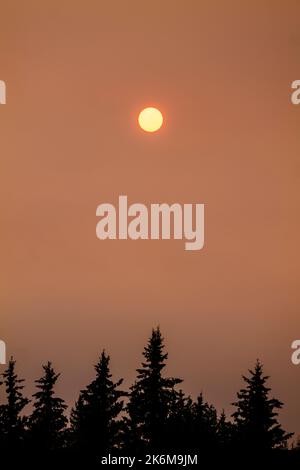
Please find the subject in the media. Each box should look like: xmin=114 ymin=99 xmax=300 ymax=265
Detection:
xmin=1 ymin=0 xmax=300 ymax=436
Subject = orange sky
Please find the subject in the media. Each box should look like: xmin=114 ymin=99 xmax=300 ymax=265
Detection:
xmin=1 ymin=0 xmax=300 ymax=436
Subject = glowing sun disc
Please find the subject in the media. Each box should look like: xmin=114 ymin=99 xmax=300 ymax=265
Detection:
xmin=138 ymin=107 xmax=163 ymax=133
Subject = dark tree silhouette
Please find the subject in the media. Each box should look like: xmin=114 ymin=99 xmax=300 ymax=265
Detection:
xmin=189 ymin=393 xmax=219 ymax=455
xmin=71 ymin=350 xmax=125 ymax=458
xmin=70 ymin=392 xmax=85 ymax=448
xmin=0 ymin=330 xmax=297 ymax=468
xmin=217 ymin=410 xmax=234 ymax=451
xmin=29 ymin=362 xmax=68 ymax=453
xmin=0 ymin=358 xmax=29 ymax=454
xmin=165 ymin=389 xmax=194 ymax=452
xmin=127 ymin=327 xmax=182 ymax=452
xmin=232 ymin=360 xmax=293 ymax=459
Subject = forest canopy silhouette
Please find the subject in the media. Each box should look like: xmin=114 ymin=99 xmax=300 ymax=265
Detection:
xmin=0 ymin=327 xmax=299 ymax=468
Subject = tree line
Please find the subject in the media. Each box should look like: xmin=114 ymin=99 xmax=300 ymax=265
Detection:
xmin=0 ymin=327 xmax=299 ymax=467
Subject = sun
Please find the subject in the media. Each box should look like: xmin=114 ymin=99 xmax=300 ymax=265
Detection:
xmin=138 ymin=107 xmax=163 ymax=133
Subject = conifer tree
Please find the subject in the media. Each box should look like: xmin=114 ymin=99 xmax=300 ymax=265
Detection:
xmin=0 ymin=358 xmax=29 ymax=452
xmin=166 ymin=390 xmax=194 ymax=451
xmin=127 ymin=327 xmax=182 ymax=452
xmin=71 ymin=350 xmax=125 ymax=456
xmin=29 ymin=362 xmax=68 ymax=452
xmin=190 ymin=393 xmax=218 ymax=453
xmin=232 ymin=360 xmax=293 ymax=455
xmin=70 ymin=392 xmax=85 ymax=449
xmin=217 ymin=410 xmax=234 ymax=450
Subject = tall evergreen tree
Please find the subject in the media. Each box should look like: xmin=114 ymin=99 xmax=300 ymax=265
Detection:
xmin=70 ymin=350 xmax=125 ymax=457
xmin=0 ymin=358 xmax=29 ymax=452
xmin=232 ymin=360 xmax=293 ymax=456
xmin=127 ymin=327 xmax=182 ymax=452
xmin=29 ymin=362 xmax=68 ymax=453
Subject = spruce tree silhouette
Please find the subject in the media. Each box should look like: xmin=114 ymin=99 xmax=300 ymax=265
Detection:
xmin=165 ymin=389 xmax=194 ymax=452
xmin=70 ymin=350 xmax=125 ymax=460
xmin=217 ymin=409 xmax=234 ymax=452
xmin=70 ymin=392 xmax=85 ymax=449
xmin=190 ymin=393 xmax=219 ymax=456
xmin=0 ymin=357 xmax=29 ymax=457
xmin=29 ymin=362 xmax=68 ymax=455
xmin=232 ymin=360 xmax=293 ymax=462
xmin=127 ymin=327 xmax=182 ymax=453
